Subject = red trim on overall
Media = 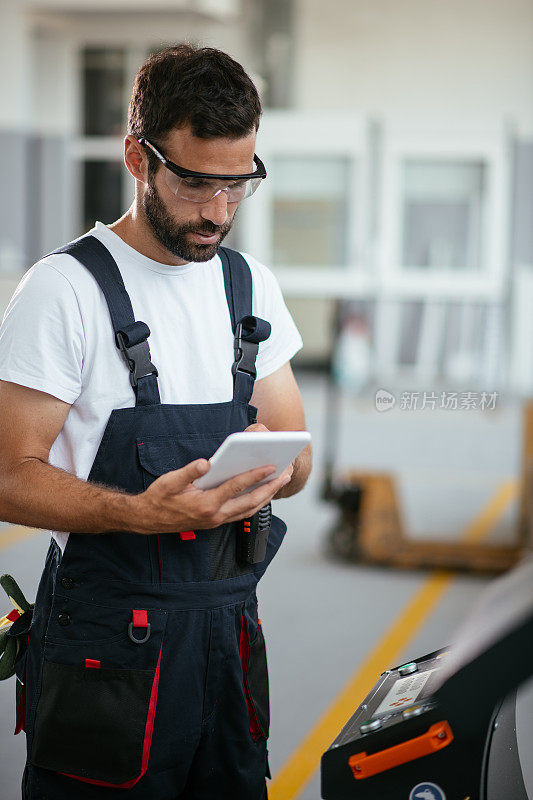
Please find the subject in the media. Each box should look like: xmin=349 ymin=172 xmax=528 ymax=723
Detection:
xmin=132 ymin=609 xmax=148 ymax=628
xmin=179 ymin=531 xmax=196 ymax=541
xmin=85 ymin=659 xmax=101 ymax=669
xmin=61 ymin=646 xmax=162 ymax=788
xmin=239 ymin=606 xmax=264 ymax=741
xmin=7 ymin=608 xmax=20 ymax=622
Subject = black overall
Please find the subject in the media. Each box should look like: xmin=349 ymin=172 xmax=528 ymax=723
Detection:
xmin=19 ymin=236 xmax=287 ymax=799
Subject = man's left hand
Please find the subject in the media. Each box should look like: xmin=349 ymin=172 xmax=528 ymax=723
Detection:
xmin=243 ymin=422 xmax=294 ymax=497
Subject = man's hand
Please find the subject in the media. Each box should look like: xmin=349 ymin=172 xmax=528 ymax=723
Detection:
xmin=0 ymin=382 xmax=293 ymax=536
xmin=243 ymin=421 xmax=294 ymax=497
xmin=134 ymin=421 xmax=296 ymax=533
xmin=249 ymin=362 xmax=312 ymax=497
xmin=0 ymin=377 xmax=306 ymax=537
xmin=134 ymin=456 xmax=292 ymax=534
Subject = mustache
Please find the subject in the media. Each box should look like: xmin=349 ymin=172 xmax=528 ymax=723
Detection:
xmin=182 ymin=221 xmax=230 ymax=236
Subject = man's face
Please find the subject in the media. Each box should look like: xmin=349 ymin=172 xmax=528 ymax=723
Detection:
xmin=142 ymin=126 xmax=256 ymax=263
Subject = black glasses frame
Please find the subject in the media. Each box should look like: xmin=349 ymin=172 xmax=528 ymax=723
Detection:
xmin=138 ymin=138 xmax=267 ymax=182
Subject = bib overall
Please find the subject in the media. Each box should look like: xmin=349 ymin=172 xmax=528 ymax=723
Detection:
xmin=18 ymin=237 xmax=287 ymax=799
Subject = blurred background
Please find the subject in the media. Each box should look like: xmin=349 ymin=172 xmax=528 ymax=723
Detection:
xmin=1 ymin=0 xmax=532 ymax=390
xmin=1 ymin=1 xmax=533 ymax=799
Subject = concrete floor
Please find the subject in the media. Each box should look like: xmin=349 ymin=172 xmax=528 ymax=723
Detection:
xmin=0 ymin=373 xmax=522 ymax=799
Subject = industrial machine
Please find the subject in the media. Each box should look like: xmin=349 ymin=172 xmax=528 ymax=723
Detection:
xmin=321 ymin=558 xmax=533 ymax=799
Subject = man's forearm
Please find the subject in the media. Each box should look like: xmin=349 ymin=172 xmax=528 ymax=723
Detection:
xmin=273 ymin=444 xmax=312 ymax=500
xmin=0 ymin=442 xmax=311 ymax=534
xmin=0 ymin=458 xmax=139 ymax=534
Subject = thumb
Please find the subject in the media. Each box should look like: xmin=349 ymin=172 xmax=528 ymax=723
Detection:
xmin=182 ymin=458 xmax=210 ymax=483
xmin=244 ymin=423 xmax=269 ymax=433
xmin=163 ymin=458 xmax=209 ymax=490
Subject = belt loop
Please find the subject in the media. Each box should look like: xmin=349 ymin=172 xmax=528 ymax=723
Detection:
xmin=128 ymin=609 xmax=151 ymax=644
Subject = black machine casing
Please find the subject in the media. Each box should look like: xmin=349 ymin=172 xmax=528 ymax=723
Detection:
xmin=321 ymin=559 xmax=533 ymax=800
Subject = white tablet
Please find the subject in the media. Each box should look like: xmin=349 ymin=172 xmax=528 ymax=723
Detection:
xmin=194 ymin=431 xmax=311 ymax=494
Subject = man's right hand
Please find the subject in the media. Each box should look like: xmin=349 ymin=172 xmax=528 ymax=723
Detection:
xmin=0 ymin=380 xmax=290 ymax=537
xmin=132 ymin=459 xmax=292 ymax=535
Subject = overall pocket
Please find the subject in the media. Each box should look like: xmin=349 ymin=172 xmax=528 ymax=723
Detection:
xmin=239 ymin=605 xmax=270 ymax=741
xmin=30 ymin=598 xmax=167 ymax=787
xmin=136 ymin=438 xmax=179 ymax=489
xmin=136 ymin=433 xmax=230 ymax=489
xmin=136 ymin=434 xmax=238 ymax=582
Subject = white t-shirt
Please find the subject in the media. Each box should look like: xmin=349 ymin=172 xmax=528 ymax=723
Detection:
xmin=0 ymin=222 xmax=303 ymax=550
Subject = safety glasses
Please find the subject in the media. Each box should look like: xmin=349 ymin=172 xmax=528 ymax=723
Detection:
xmin=138 ymin=138 xmax=267 ymax=204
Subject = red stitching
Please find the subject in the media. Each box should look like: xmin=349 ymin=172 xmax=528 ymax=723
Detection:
xmin=239 ymin=606 xmax=264 ymax=741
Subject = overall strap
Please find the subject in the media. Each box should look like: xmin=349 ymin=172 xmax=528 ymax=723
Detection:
xmin=52 ymin=236 xmax=160 ymax=406
xmin=219 ymin=247 xmax=271 ymax=404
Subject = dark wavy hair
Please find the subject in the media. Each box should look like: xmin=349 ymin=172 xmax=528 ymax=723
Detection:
xmin=128 ymin=44 xmax=261 ymax=174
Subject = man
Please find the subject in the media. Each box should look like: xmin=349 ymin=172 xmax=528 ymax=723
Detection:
xmin=0 ymin=44 xmax=311 ymax=799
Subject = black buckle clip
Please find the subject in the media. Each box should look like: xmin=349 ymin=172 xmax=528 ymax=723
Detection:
xmin=116 ymin=332 xmax=159 ymax=389
xmin=232 ymin=322 xmax=259 ymax=379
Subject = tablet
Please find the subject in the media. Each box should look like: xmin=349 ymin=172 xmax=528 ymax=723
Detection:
xmin=193 ymin=431 xmax=311 ymax=494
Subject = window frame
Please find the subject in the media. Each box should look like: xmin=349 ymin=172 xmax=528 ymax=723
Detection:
xmin=236 ymin=110 xmax=370 ymax=297
xmin=379 ymin=124 xmax=510 ymax=301
xmin=71 ymin=43 xmax=150 ymax=235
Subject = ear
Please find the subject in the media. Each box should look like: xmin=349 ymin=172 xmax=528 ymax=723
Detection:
xmin=124 ymin=135 xmax=148 ymax=183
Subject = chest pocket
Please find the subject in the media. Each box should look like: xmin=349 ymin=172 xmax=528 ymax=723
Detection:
xmin=136 ymin=434 xmax=230 ymax=490
xmin=137 ymin=440 xmax=178 ymax=488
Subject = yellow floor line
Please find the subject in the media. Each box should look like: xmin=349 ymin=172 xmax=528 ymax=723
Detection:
xmin=462 ymin=479 xmax=517 ymax=542
xmin=0 ymin=524 xmax=40 ymax=553
xmin=268 ymin=479 xmax=519 ymax=800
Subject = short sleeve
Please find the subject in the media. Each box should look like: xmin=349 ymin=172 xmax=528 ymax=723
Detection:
xmin=244 ymin=251 xmax=303 ymax=380
xmin=0 ymin=260 xmax=85 ymax=403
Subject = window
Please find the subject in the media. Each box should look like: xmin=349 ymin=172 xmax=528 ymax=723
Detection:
xmin=79 ymin=47 xmax=131 ymax=234
xmin=83 ymin=161 xmax=123 ymax=232
xmin=270 ymin=156 xmax=351 ymax=266
xmin=401 ymin=160 xmax=485 ymax=270
xmin=82 ymin=48 xmax=126 ymax=137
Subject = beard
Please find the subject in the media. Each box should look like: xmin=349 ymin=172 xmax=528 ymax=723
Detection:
xmin=142 ymin=179 xmax=234 ymax=263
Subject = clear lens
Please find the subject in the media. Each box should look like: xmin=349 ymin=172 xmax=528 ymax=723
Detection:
xmin=242 ymin=177 xmax=263 ymax=200
xmin=163 ymin=170 xmax=262 ymax=203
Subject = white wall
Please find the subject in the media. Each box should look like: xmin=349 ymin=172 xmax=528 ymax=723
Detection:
xmin=25 ymin=0 xmax=239 ymax=14
xmin=28 ymin=7 xmax=259 ymax=115
xmin=294 ymin=0 xmax=533 ymax=134
xmin=0 ymin=0 xmax=32 ymax=129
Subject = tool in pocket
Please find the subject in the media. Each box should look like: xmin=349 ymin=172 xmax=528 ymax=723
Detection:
xmin=0 ymin=574 xmax=34 ymax=681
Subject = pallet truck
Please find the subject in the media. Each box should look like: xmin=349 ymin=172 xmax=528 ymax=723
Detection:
xmin=321 ymin=557 xmax=533 ymax=799
xmin=322 ymin=300 xmax=531 ymax=573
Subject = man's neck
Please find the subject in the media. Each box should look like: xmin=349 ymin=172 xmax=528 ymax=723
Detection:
xmin=107 ymin=207 xmax=190 ymax=267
